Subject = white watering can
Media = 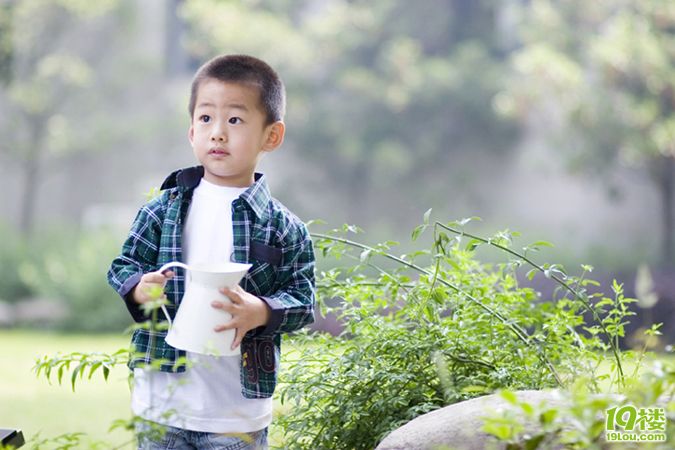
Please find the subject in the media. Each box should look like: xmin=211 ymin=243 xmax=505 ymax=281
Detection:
xmin=157 ymin=261 xmax=252 ymax=356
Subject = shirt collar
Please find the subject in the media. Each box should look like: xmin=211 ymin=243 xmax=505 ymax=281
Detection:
xmin=240 ymin=172 xmax=272 ymax=219
xmin=162 ymin=166 xmax=271 ymax=219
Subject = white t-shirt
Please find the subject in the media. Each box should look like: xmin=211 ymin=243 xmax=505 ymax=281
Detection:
xmin=131 ymin=178 xmax=273 ymax=432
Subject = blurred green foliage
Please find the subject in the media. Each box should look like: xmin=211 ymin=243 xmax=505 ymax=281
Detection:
xmin=0 ymin=224 xmax=132 ymax=332
xmin=178 ymin=0 xmax=673 ymax=262
xmin=181 ymin=0 xmax=520 ymax=224
xmin=0 ymin=0 xmax=173 ymax=235
xmin=498 ymin=0 xmax=675 ymax=262
xmin=20 ymin=228 xmax=130 ymax=332
xmin=0 ymin=223 xmax=32 ymax=303
xmin=1 ymin=0 xmax=672 ymax=328
xmin=0 ymin=0 xmax=120 ymax=232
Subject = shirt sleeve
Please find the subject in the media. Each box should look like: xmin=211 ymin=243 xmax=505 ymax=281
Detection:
xmin=257 ymin=223 xmax=316 ymax=336
xmin=107 ymin=194 xmax=166 ymax=322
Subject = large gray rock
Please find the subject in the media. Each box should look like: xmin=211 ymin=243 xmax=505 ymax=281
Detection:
xmin=376 ymin=390 xmax=566 ymax=450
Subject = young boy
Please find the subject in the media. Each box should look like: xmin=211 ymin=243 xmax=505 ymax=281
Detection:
xmin=107 ymin=54 xmax=315 ymax=449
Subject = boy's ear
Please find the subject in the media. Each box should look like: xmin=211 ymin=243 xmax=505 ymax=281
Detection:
xmin=188 ymin=125 xmax=194 ymax=145
xmin=263 ymin=121 xmax=285 ymax=152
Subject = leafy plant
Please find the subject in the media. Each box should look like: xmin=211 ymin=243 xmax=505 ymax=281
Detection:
xmin=277 ymin=212 xmax=641 ymax=449
xmin=30 ymin=285 xmax=176 ymax=449
xmin=483 ymin=355 xmax=675 ymax=449
xmin=34 ymin=348 xmax=128 ymax=391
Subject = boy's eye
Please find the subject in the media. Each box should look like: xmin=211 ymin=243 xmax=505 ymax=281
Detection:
xmin=228 ymin=117 xmax=242 ymax=124
xmin=199 ymin=115 xmax=211 ymax=123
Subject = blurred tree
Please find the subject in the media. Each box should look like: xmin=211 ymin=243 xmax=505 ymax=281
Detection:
xmin=164 ymin=0 xmax=194 ymax=77
xmin=0 ymin=0 xmax=127 ymax=234
xmin=0 ymin=1 xmax=13 ymax=85
xmin=498 ymin=0 xmax=675 ymax=263
xmin=180 ymin=0 xmax=519 ymax=225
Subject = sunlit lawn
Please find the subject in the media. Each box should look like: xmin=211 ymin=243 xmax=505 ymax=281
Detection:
xmin=0 ymin=329 xmax=134 ymax=448
xmin=0 ymin=329 xmax=298 ymax=449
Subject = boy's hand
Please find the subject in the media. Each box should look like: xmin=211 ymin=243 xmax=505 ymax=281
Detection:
xmin=212 ymin=285 xmax=271 ymax=349
xmin=132 ymin=270 xmax=175 ymax=304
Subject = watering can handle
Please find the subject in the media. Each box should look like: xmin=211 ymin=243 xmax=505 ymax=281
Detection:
xmin=158 ymin=261 xmax=190 ymax=274
xmin=156 ymin=262 xmax=191 ymax=326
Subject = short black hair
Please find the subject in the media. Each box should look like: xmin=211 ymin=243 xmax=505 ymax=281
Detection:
xmin=188 ymin=54 xmax=285 ymax=125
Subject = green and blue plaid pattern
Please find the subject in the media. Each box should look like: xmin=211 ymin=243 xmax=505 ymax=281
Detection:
xmin=108 ymin=167 xmax=315 ymax=399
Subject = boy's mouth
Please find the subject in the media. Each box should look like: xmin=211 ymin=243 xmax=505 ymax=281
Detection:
xmin=209 ymin=148 xmax=229 ymax=156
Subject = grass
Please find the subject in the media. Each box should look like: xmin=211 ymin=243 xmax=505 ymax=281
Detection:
xmin=0 ymin=329 xmax=134 ymax=449
xmin=0 ymin=329 xmax=301 ymax=449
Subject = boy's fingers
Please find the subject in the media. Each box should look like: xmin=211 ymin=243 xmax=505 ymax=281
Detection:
xmin=220 ymin=287 xmax=242 ymax=303
xmin=162 ymin=270 xmax=175 ymax=279
xmin=231 ymin=330 xmax=243 ymax=350
xmin=214 ymin=320 xmax=236 ymax=332
xmin=211 ymin=300 xmax=234 ymax=312
xmin=144 ymin=273 xmax=168 ymax=284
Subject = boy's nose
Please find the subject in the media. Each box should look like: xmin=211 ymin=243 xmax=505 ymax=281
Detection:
xmin=210 ymin=123 xmax=227 ymax=142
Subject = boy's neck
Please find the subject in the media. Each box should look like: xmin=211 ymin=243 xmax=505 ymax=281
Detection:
xmin=202 ymin=171 xmax=255 ymax=188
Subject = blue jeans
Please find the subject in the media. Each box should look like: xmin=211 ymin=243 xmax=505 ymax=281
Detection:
xmin=136 ymin=422 xmax=268 ymax=450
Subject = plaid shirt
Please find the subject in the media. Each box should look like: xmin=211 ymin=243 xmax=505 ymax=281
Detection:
xmin=107 ymin=166 xmax=315 ymax=399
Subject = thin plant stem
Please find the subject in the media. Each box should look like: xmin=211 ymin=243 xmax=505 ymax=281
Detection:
xmin=311 ymin=232 xmax=563 ymax=387
xmin=434 ymin=222 xmax=625 ymax=386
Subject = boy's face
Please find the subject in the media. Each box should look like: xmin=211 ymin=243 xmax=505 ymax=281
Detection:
xmin=189 ymin=79 xmax=284 ymax=187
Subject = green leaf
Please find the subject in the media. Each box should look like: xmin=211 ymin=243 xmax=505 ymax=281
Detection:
xmin=483 ymin=422 xmax=512 ymax=440
xmin=306 ymin=219 xmax=327 ymax=228
xmin=540 ymin=409 xmax=557 ymax=425
xmin=144 ymin=186 xmax=161 ymax=201
xmin=71 ymin=363 xmax=83 ymax=391
xmin=424 ymin=304 xmax=435 ymax=322
xmin=466 ymin=239 xmax=482 ymax=251
xmin=423 ymin=208 xmax=432 ymax=225
xmin=500 ymin=390 xmax=518 ymax=404
xmin=589 ymin=420 xmax=605 ymax=438
xmin=35 ymin=362 xmax=44 ymax=379
xmin=458 ymin=216 xmax=481 ymax=226
xmin=411 ymin=224 xmax=427 ymax=241
xmin=531 ymin=240 xmax=554 ymax=248
xmin=88 ymin=362 xmax=102 ymax=379
xmin=345 ymin=224 xmax=361 ymax=234
xmin=520 ymin=402 xmax=535 ymax=416
xmin=431 ymin=288 xmax=445 ymax=305
xmin=524 ymin=434 xmax=546 ymax=450
xmin=526 ymin=269 xmax=538 ymax=281
xmin=462 ymin=385 xmax=488 ymax=394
